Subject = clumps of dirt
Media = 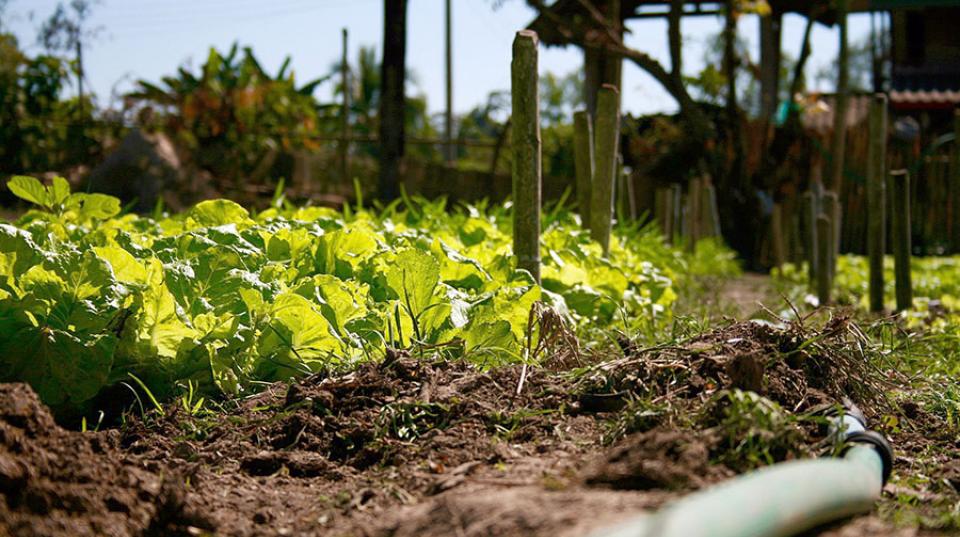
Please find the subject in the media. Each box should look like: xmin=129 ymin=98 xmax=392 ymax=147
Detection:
xmin=583 ymin=317 xmax=888 ymax=423
xmin=571 ymin=317 xmax=901 ymax=488
xmin=0 ymin=383 xmax=214 ymax=537
xmin=122 ymin=353 xmax=580 ymax=472
xmin=376 ymin=485 xmax=671 ymax=537
xmin=106 ymin=353 xmax=609 ymax=536
xmin=583 ymin=429 xmax=732 ymax=490
xmin=0 ymin=317 xmax=941 ymax=537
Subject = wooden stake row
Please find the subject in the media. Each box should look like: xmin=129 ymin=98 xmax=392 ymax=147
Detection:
xmin=512 ymin=30 xmax=623 ymax=283
xmin=652 ymin=179 xmax=721 ymax=246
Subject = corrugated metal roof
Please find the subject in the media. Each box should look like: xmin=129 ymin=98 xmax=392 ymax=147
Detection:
xmin=889 ymin=89 xmax=960 ymax=108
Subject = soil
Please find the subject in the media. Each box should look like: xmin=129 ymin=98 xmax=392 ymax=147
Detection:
xmin=0 ymin=318 xmax=956 ymax=537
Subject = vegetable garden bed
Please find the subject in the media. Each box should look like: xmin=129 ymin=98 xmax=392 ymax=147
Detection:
xmin=0 ymin=176 xmax=957 ymax=536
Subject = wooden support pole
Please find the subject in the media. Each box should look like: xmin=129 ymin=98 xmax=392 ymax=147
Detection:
xmin=952 ymin=108 xmax=960 ymax=254
xmin=867 ymin=93 xmax=887 ymax=312
xmin=829 ymin=0 xmax=849 ymax=193
xmin=340 ymin=28 xmax=351 ymax=186
xmin=591 ymin=84 xmax=620 ymax=255
xmin=511 ymin=30 xmax=541 ymax=282
xmin=790 ymin=201 xmax=804 ymax=265
xmin=625 ymin=167 xmax=637 ymax=221
xmin=378 ymin=0 xmax=407 ymax=201
xmin=671 ymin=184 xmax=682 ymax=244
xmin=816 ymin=214 xmax=832 ymax=306
xmin=821 ymin=190 xmax=839 ymax=281
xmin=444 ymin=0 xmax=455 ymax=164
xmin=687 ymin=176 xmax=703 ymax=250
xmin=654 ymin=187 xmax=666 ymax=236
xmin=573 ymin=110 xmax=594 ymax=228
xmin=891 ymin=170 xmax=912 ymax=311
xmin=801 ymin=191 xmax=819 ymax=287
xmin=771 ymin=203 xmax=785 ymax=268
xmin=702 ymin=182 xmax=721 ymax=237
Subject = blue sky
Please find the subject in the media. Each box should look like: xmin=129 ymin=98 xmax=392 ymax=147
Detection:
xmin=5 ymin=0 xmax=873 ymax=116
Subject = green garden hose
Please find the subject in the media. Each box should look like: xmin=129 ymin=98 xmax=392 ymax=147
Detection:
xmin=592 ymin=404 xmax=893 ymax=537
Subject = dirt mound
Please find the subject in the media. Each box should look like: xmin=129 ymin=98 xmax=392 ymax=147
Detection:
xmin=0 ymin=320 xmax=945 ymax=537
xmin=110 ymin=354 xmax=614 ymax=536
xmin=583 ymin=429 xmax=733 ymax=490
xmin=583 ymin=318 xmax=885 ymax=421
xmin=376 ymin=486 xmax=669 ymax=537
xmin=0 ymin=383 xmax=213 ymax=537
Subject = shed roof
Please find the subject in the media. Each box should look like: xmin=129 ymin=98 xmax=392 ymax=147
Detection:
xmin=528 ymin=0 xmax=960 ymax=47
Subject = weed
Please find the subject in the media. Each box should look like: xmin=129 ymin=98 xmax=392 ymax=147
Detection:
xmin=375 ymin=401 xmax=451 ymax=441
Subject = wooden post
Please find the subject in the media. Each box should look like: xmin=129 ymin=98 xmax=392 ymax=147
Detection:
xmin=702 ymin=182 xmax=721 ymax=237
xmin=573 ymin=110 xmax=594 ymax=228
xmin=829 ymin=0 xmax=849 ymax=193
xmin=687 ymin=176 xmax=703 ymax=250
xmin=821 ymin=191 xmax=839 ymax=280
xmin=591 ymin=84 xmax=620 ymax=255
xmin=340 ymin=28 xmax=351 ymax=186
xmin=378 ymin=0 xmax=407 ymax=201
xmin=624 ymin=167 xmax=637 ymax=220
xmin=891 ymin=170 xmax=912 ymax=311
xmin=952 ymin=108 xmax=960 ymax=254
xmin=867 ymin=93 xmax=887 ymax=312
xmin=790 ymin=201 xmax=804 ymax=265
xmin=759 ymin=11 xmax=782 ymax=124
xmin=771 ymin=203 xmax=785 ymax=268
xmin=511 ymin=30 xmax=541 ymax=282
xmin=816 ymin=214 xmax=832 ymax=305
xmin=801 ymin=191 xmax=819 ymax=287
xmin=671 ymin=183 xmax=682 ymax=244
xmin=444 ymin=0 xmax=455 ymax=164
xmin=661 ymin=186 xmax=677 ymax=243
xmin=655 ymin=187 xmax=666 ymax=236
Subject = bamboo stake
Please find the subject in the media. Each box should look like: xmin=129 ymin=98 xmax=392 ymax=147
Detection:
xmin=573 ymin=110 xmax=594 ymax=228
xmin=511 ymin=30 xmax=541 ymax=282
xmin=867 ymin=93 xmax=887 ymax=312
xmin=891 ymin=170 xmax=912 ymax=311
xmin=816 ymin=214 xmax=832 ymax=305
xmin=591 ymin=84 xmax=620 ymax=255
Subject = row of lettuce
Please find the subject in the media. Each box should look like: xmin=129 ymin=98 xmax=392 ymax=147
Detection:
xmin=0 ymin=176 xmax=738 ymax=412
xmin=774 ymin=256 xmax=960 ymax=328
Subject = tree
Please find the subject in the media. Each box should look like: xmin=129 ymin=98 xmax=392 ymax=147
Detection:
xmin=128 ymin=44 xmax=326 ymax=187
xmin=524 ymin=0 xmax=713 ymax=149
xmin=37 ymin=0 xmax=98 ymax=118
xmin=378 ymin=0 xmax=407 ymax=201
xmin=0 ymin=32 xmax=102 ymax=175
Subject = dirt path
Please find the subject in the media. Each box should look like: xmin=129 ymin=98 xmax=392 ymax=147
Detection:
xmin=720 ymin=272 xmax=779 ymax=318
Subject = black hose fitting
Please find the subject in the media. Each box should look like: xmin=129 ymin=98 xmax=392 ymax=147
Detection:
xmin=844 ymin=429 xmax=894 ymax=485
xmin=825 ymin=398 xmax=894 ymax=485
